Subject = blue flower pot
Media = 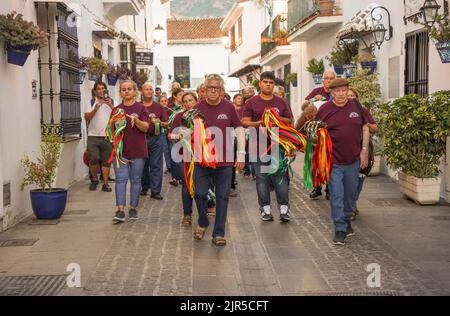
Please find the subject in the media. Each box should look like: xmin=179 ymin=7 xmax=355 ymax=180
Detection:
xmin=89 ymin=74 xmax=100 ymax=82
xmin=333 ymin=64 xmax=344 ymax=76
xmin=75 ymin=70 xmax=87 ymax=84
xmin=30 ymin=189 xmax=68 ymax=219
xmin=360 ymin=61 xmax=377 ymax=74
xmin=107 ymin=75 xmax=118 ymax=86
xmin=436 ymin=41 xmax=450 ymax=64
xmin=312 ymin=74 xmax=323 ymax=85
xmin=343 ymin=63 xmax=357 ymax=78
xmin=7 ymin=44 xmax=33 ymax=66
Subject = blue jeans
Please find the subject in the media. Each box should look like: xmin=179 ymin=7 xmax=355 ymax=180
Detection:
xmin=141 ymin=134 xmax=164 ymax=194
xmin=352 ymin=175 xmax=366 ymax=210
xmin=194 ymin=166 xmax=232 ymax=238
xmin=253 ymin=159 xmax=289 ymax=209
xmin=169 ymin=141 xmax=182 ymax=180
xmin=329 ymin=161 xmax=360 ymax=232
xmin=162 ymin=133 xmax=171 ymax=172
xmin=113 ymin=158 xmax=146 ymax=209
xmin=179 ymin=162 xmax=193 ymax=215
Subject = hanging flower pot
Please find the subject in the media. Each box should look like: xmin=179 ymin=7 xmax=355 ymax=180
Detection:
xmin=333 ymin=64 xmax=344 ymax=76
xmin=342 ymin=63 xmax=357 ymax=78
xmin=6 ymin=43 xmax=33 ymax=66
xmin=75 ymin=69 xmax=87 ymax=85
xmin=360 ymin=61 xmax=377 ymax=74
xmin=107 ymin=74 xmax=118 ymax=86
xmin=312 ymin=74 xmax=323 ymax=85
xmin=89 ymin=73 xmax=100 ymax=82
xmin=435 ymin=41 xmax=450 ymax=64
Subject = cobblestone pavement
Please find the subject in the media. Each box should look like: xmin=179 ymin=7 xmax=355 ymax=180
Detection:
xmin=1 ymin=164 xmax=449 ymax=296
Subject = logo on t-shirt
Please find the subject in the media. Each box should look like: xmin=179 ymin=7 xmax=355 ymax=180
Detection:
xmin=217 ymin=114 xmax=228 ymax=120
xmin=349 ymin=112 xmax=360 ymax=118
xmin=149 ymin=113 xmax=156 ymax=119
xmin=272 ymin=107 xmax=280 ymax=113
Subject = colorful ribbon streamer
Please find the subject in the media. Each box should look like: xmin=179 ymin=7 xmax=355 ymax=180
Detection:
xmin=106 ymin=108 xmax=127 ymax=168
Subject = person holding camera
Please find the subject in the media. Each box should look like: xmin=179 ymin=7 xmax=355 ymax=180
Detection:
xmin=84 ymin=82 xmax=115 ymax=192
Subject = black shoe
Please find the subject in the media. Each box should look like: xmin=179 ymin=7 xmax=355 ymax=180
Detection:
xmin=113 ymin=210 xmax=126 ymax=222
xmin=350 ymin=210 xmax=357 ymax=221
xmin=169 ymin=179 xmax=178 ymax=187
xmin=129 ymin=209 xmax=139 ymax=220
xmin=89 ymin=182 xmax=99 ymax=191
xmin=108 ymin=177 xmax=115 ymax=182
xmin=333 ymin=231 xmax=346 ymax=245
xmin=260 ymin=209 xmax=274 ymax=222
xmin=346 ymin=221 xmax=355 ymax=237
xmin=229 ymin=188 xmax=238 ymax=197
xmin=151 ymin=193 xmax=163 ymax=200
xmin=102 ymin=184 xmax=112 ymax=192
xmin=279 ymin=213 xmax=291 ymax=223
xmin=140 ymin=188 xmax=148 ymax=196
xmin=325 ymin=188 xmax=330 ymax=200
xmin=309 ymin=187 xmax=322 ymax=200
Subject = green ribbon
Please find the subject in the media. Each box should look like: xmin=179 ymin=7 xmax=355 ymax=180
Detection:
xmin=303 ymin=139 xmax=313 ymax=190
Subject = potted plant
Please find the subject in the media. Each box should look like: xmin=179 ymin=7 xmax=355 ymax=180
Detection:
xmin=430 ymin=15 xmax=450 ymax=63
xmin=76 ymin=57 xmax=89 ymax=84
xmin=356 ymin=51 xmax=377 ymax=74
xmin=327 ymin=41 xmax=358 ymax=77
xmin=380 ymin=91 xmax=450 ymax=205
xmin=0 ymin=11 xmax=47 ymax=66
xmin=107 ymin=63 xmax=119 ymax=86
xmin=252 ymin=79 xmax=260 ymax=91
xmin=133 ymin=71 xmax=149 ymax=89
xmin=285 ymin=73 xmax=298 ymax=87
xmin=349 ymin=68 xmax=383 ymax=175
xmin=306 ymin=58 xmax=325 ymax=85
xmin=85 ymin=57 xmax=109 ymax=82
xmin=117 ymin=65 xmax=132 ymax=81
xmin=21 ymin=134 xmax=67 ymax=219
xmin=273 ymin=29 xmax=288 ymax=45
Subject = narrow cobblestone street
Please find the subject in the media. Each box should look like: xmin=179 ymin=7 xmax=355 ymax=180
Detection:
xmin=0 ymin=160 xmax=449 ymax=296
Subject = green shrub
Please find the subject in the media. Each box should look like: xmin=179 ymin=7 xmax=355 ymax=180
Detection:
xmin=430 ymin=15 xmax=450 ymax=42
xmin=380 ymin=91 xmax=450 ymax=178
xmin=21 ymin=135 xmax=62 ymax=191
xmin=0 ymin=11 xmax=47 ymax=49
xmin=306 ymin=58 xmax=324 ymax=75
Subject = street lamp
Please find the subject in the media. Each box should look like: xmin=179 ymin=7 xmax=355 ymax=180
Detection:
xmin=153 ymin=24 xmax=164 ymax=45
xmin=420 ymin=0 xmax=441 ymax=27
xmin=370 ymin=6 xmax=393 ymax=49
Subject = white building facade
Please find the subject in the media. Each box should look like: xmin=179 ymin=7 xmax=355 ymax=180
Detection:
xmin=166 ymin=17 xmax=239 ymax=93
xmin=0 ymin=0 xmax=156 ymax=231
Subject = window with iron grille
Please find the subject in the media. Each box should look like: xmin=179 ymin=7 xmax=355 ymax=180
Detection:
xmin=36 ymin=2 xmax=82 ymax=141
xmin=174 ymin=57 xmax=190 ymax=88
xmin=405 ymin=30 xmax=429 ymax=97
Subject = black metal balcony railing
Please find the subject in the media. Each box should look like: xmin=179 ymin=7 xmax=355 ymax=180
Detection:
xmin=261 ymin=15 xmax=288 ymax=58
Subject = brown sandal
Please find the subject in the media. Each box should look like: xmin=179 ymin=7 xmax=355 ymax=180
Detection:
xmin=182 ymin=215 xmax=192 ymax=225
xmin=207 ymin=208 xmax=216 ymax=217
xmin=212 ymin=236 xmax=227 ymax=246
xmin=193 ymin=226 xmax=207 ymax=240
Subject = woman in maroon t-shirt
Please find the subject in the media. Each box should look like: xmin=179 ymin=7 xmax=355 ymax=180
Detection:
xmin=112 ymin=80 xmax=150 ymax=223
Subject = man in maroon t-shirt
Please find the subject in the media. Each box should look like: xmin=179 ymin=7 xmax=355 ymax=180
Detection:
xmin=140 ymin=83 xmax=169 ymax=200
xmin=242 ymin=71 xmax=293 ymax=223
xmin=192 ymin=74 xmax=245 ymax=246
xmin=315 ymin=78 xmax=369 ymax=245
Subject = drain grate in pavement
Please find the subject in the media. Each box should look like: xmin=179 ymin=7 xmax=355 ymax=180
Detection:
xmin=299 ymin=290 xmax=400 ymax=296
xmin=430 ymin=216 xmax=450 ymax=221
xmin=0 ymin=239 xmax=39 ymax=247
xmin=0 ymin=275 xmax=67 ymax=296
xmin=65 ymin=209 xmax=89 ymax=215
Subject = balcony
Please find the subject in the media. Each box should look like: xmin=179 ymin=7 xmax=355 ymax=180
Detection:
xmin=260 ymin=15 xmax=292 ymax=66
xmin=103 ymin=0 xmax=145 ymax=23
xmin=287 ymin=0 xmax=343 ymax=42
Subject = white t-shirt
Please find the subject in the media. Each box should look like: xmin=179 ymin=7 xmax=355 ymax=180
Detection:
xmin=85 ymin=99 xmax=113 ymax=137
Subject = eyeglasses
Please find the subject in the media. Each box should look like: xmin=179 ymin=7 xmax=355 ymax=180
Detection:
xmin=206 ymin=86 xmax=221 ymax=91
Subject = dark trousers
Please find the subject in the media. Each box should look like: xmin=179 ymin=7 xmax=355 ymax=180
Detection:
xmin=194 ymin=166 xmax=232 ymax=238
xmin=162 ymin=133 xmax=172 ymax=172
xmin=253 ymin=159 xmax=289 ymax=209
xmin=179 ymin=162 xmax=193 ymax=216
xmin=141 ymin=134 xmax=164 ymax=194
